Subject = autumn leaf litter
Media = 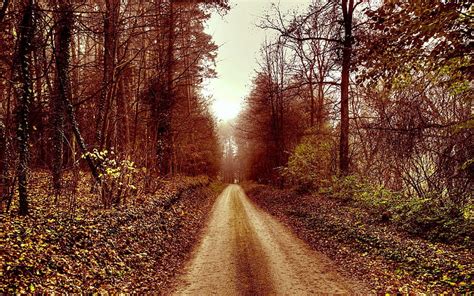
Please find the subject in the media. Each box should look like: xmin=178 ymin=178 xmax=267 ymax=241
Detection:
xmin=1 ymin=172 xmax=217 ymax=294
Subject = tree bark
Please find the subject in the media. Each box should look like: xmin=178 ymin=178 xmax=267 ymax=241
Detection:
xmin=339 ymin=0 xmax=354 ymax=176
xmin=0 ymin=121 xmax=6 ymax=212
xmin=51 ymin=0 xmax=73 ymax=199
xmin=16 ymin=0 xmax=35 ymax=215
xmin=96 ymin=0 xmax=120 ymax=149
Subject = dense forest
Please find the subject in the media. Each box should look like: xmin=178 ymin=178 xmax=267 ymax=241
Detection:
xmin=1 ymin=0 xmax=228 ymax=214
xmin=234 ymin=0 xmax=472 ymax=240
xmin=1 ymin=0 xmax=473 ymax=294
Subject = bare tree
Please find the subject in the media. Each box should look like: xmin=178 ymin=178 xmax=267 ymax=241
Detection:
xmin=261 ymin=0 xmax=362 ymax=175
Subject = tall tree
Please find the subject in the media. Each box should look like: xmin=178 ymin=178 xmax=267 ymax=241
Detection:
xmin=96 ymin=0 xmax=120 ymax=149
xmin=157 ymin=0 xmax=175 ymax=176
xmin=262 ymin=0 xmax=361 ymax=175
xmin=16 ymin=0 xmax=35 ymax=215
xmin=51 ymin=0 xmax=74 ymax=200
xmin=339 ymin=0 xmax=356 ymax=175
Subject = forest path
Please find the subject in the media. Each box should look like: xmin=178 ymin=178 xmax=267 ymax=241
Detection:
xmin=172 ymin=185 xmax=367 ymax=295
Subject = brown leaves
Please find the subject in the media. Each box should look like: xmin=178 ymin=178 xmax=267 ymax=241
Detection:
xmin=245 ymin=184 xmax=474 ymax=294
xmin=1 ymin=172 xmax=216 ymax=294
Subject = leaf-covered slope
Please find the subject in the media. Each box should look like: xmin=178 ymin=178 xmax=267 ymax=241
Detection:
xmin=245 ymin=184 xmax=473 ymax=294
xmin=1 ymin=174 xmax=217 ymax=294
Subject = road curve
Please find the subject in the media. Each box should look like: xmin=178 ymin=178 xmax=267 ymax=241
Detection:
xmin=173 ymin=184 xmax=366 ymax=295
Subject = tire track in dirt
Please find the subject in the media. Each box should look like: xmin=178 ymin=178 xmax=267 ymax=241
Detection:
xmin=173 ymin=185 xmax=367 ymax=295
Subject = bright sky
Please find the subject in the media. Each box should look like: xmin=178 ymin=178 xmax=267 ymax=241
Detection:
xmin=204 ymin=0 xmax=311 ymax=121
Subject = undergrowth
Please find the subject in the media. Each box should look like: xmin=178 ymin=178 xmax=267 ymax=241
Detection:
xmin=244 ymin=182 xmax=473 ymax=294
xmin=1 ymin=172 xmax=216 ymax=294
xmin=319 ymin=176 xmax=473 ymax=245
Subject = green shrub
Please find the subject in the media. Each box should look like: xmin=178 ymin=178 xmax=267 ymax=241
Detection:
xmin=319 ymin=175 xmax=364 ymax=202
xmin=320 ymin=176 xmax=473 ymax=244
xmin=392 ymin=194 xmax=473 ymax=243
xmin=282 ymin=128 xmax=333 ymax=192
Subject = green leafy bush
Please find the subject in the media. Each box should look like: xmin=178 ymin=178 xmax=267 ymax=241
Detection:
xmin=282 ymin=129 xmax=333 ymax=192
xmin=319 ymin=175 xmax=365 ymax=202
xmin=320 ymin=176 xmax=473 ymax=244
xmin=392 ymin=194 xmax=473 ymax=244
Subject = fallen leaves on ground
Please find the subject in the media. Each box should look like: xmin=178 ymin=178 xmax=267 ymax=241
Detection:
xmin=244 ymin=183 xmax=473 ymax=294
xmin=1 ymin=172 xmax=217 ymax=294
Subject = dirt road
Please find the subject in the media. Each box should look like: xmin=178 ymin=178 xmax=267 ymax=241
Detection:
xmin=173 ymin=185 xmax=366 ymax=295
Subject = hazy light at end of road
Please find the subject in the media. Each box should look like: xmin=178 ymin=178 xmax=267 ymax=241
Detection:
xmin=212 ymin=99 xmax=242 ymax=121
xmin=203 ymin=0 xmax=311 ymax=122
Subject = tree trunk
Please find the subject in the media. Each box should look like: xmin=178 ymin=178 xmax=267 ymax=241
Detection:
xmin=16 ymin=0 xmax=35 ymax=215
xmin=317 ymin=77 xmax=324 ymax=129
xmin=51 ymin=0 xmax=73 ymax=199
xmin=1 ymin=67 xmax=13 ymax=212
xmin=0 ymin=121 xmax=6 ymax=212
xmin=156 ymin=1 xmax=175 ymax=176
xmin=50 ymin=1 xmax=101 ymax=184
xmin=116 ymin=74 xmax=130 ymax=154
xmin=96 ymin=0 xmax=120 ymax=149
xmin=69 ymin=27 xmax=80 ymax=168
xmin=339 ymin=0 xmax=354 ymax=176
xmin=309 ymin=66 xmax=315 ymax=127
xmin=32 ymin=47 xmax=46 ymax=167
